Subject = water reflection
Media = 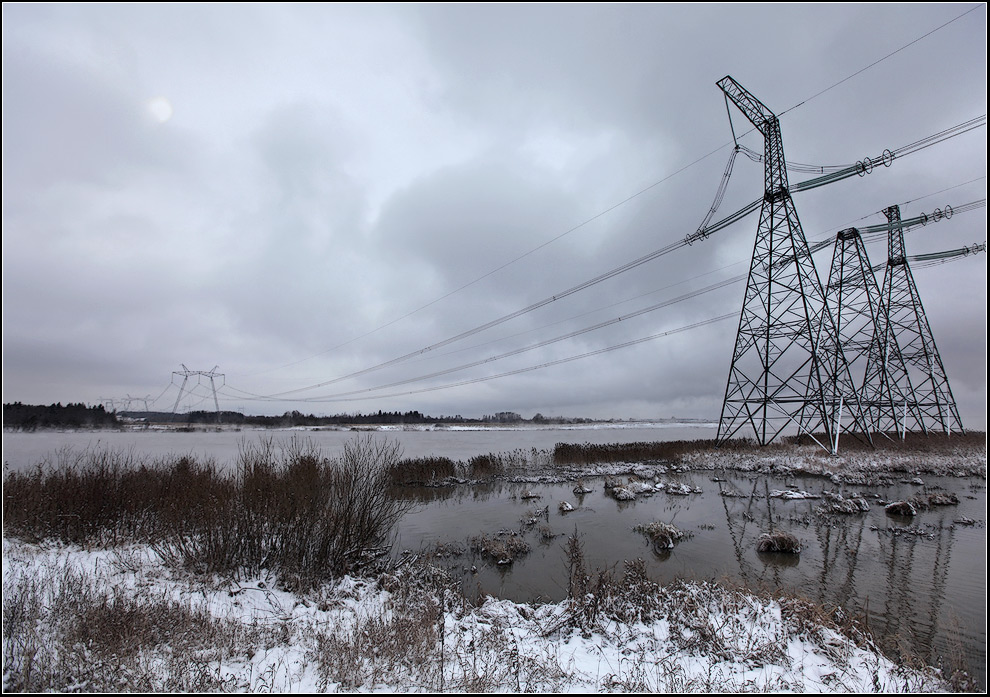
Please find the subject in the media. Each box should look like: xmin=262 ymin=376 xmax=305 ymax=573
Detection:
xmin=397 ymin=471 xmax=986 ymax=688
xmin=757 ymin=550 xmax=801 ymax=568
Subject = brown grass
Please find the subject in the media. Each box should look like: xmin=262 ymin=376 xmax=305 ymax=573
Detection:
xmin=3 ymin=436 xmax=414 ymax=591
xmin=470 ymin=532 xmax=531 ymax=565
xmin=3 ymin=561 xmax=265 ymax=692
xmin=390 ymin=455 xmax=458 ymax=485
xmin=552 ymin=431 xmax=987 ymax=467
xmin=756 ymin=532 xmax=802 ymax=553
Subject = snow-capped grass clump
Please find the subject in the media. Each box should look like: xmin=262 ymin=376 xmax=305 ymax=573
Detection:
xmin=572 ymin=479 xmax=593 ymax=495
xmin=885 ymin=501 xmax=917 ymax=517
xmin=470 ymin=532 xmax=530 ymax=565
xmin=818 ymin=492 xmax=872 ymax=514
xmin=635 ymin=521 xmax=685 ymax=550
xmin=625 ymin=478 xmax=658 ymax=495
xmin=770 ymin=489 xmax=820 ymax=500
xmin=756 ymin=532 xmax=802 ymax=554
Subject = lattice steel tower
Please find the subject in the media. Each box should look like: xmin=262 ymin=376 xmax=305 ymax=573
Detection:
xmin=171 ymin=364 xmax=225 ymax=423
xmin=824 ymin=228 xmax=913 ymax=437
xmin=860 ymin=205 xmax=963 ymax=435
xmin=823 ymin=228 xmax=882 ymax=392
xmin=715 ymin=76 xmax=870 ymax=450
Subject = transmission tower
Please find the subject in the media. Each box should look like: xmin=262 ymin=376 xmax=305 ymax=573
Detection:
xmin=171 ymin=364 xmax=224 ymax=423
xmin=714 ymin=76 xmax=870 ymax=452
xmin=824 ymin=228 xmax=914 ymax=438
xmin=824 ymin=228 xmax=882 ymax=390
xmin=861 ymin=205 xmax=963 ymax=435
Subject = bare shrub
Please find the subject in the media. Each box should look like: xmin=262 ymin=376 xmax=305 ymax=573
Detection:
xmin=4 ymin=437 xmax=414 ymax=591
xmin=756 ymin=532 xmax=801 ymax=553
xmin=160 ymin=436 xmax=414 ymax=590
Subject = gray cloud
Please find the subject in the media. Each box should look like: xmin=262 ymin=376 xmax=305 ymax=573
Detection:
xmin=3 ymin=4 xmax=986 ymax=429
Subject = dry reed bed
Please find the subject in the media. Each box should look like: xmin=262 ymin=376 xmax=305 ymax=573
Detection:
xmin=553 ymin=432 xmax=986 ymax=480
xmin=3 ymin=437 xmax=412 ymax=591
xmin=390 ymin=448 xmax=551 ymax=485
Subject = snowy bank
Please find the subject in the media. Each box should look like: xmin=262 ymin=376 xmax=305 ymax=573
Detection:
xmin=2 ymin=539 xmax=950 ymax=693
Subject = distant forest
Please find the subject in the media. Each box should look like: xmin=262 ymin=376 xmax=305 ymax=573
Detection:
xmin=3 ymin=402 xmax=119 ymax=430
xmin=3 ymin=404 xmax=599 ymax=430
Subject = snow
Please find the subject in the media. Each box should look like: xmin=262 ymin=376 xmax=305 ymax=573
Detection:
xmin=769 ymin=489 xmax=820 ymax=500
xmin=2 ymin=538 xmax=949 ymax=693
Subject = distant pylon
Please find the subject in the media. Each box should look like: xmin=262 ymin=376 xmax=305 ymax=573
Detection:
xmin=170 ymin=364 xmax=225 ymax=423
xmin=714 ymin=76 xmax=870 ymax=452
xmin=861 ymin=205 xmax=963 ymax=435
xmin=824 ymin=228 xmax=912 ymax=438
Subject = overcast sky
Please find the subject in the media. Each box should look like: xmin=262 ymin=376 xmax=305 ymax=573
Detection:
xmin=2 ymin=4 xmax=987 ymax=427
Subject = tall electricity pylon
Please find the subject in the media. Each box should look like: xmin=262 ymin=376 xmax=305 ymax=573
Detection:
xmin=171 ymin=364 xmax=224 ymax=423
xmin=715 ymin=76 xmax=870 ymax=452
xmin=823 ymin=228 xmax=882 ymax=392
xmin=861 ymin=205 xmax=963 ymax=435
xmin=824 ymin=228 xmax=912 ymax=438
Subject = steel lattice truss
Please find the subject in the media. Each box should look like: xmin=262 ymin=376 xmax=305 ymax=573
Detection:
xmin=860 ymin=205 xmax=964 ymax=435
xmin=825 ymin=229 xmax=913 ymax=436
xmin=823 ymin=229 xmax=884 ymax=396
xmin=715 ymin=76 xmax=870 ymax=451
xmin=171 ymin=364 xmax=225 ymax=422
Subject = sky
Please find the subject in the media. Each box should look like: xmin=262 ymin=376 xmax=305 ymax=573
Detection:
xmin=2 ymin=4 xmax=987 ymax=427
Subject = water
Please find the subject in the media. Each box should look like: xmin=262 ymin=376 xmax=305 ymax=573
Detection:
xmin=1 ymin=422 xmax=717 ymax=472
xmin=2 ymin=425 xmax=985 ymax=687
xmin=395 ymin=472 xmax=986 ymax=688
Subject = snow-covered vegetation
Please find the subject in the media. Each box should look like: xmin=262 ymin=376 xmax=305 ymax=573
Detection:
xmin=3 ymin=538 xmax=950 ymax=693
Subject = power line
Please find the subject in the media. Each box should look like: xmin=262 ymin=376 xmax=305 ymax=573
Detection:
xmin=221 ymin=196 xmax=984 ymax=407
xmin=259 ymin=117 xmax=984 ymax=400
xmin=290 ymin=313 xmax=739 ymax=404
xmin=239 ymin=8 xmax=982 ymax=381
xmin=777 ymin=4 xmax=984 ymax=117
xmin=214 ymin=235 xmax=981 ymax=411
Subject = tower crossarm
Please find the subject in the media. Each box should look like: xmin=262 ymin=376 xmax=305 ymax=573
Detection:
xmin=717 ymin=76 xmax=790 ymax=200
xmin=717 ymin=76 xmax=777 ymax=136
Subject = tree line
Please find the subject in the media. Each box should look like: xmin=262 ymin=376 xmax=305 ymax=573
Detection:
xmin=3 ymin=402 xmax=119 ymax=430
xmin=4 ymin=402 xmax=598 ymax=430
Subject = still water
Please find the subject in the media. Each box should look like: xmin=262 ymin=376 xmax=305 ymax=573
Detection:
xmin=396 ymin=473 xmax=986 ymax=688
xmin=2 ymin=425 xmax=986 ymax=687
xmin=1 ymin=423 xmax=715 ymax=472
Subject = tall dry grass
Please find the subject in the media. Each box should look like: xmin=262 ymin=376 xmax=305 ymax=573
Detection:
xmin=3 ymin=436 xmax=413 ymax=590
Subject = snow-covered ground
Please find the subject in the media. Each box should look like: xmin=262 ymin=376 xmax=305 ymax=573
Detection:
xmin=3 ymin=538 xmax=951 ymax=693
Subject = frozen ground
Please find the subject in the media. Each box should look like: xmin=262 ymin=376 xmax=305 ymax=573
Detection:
xmin=3 ymin=538 xmax=952 ymax=693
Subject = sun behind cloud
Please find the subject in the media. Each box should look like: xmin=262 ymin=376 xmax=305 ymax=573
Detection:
xmin=146 ymin=96 xmax=173 ymax=123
